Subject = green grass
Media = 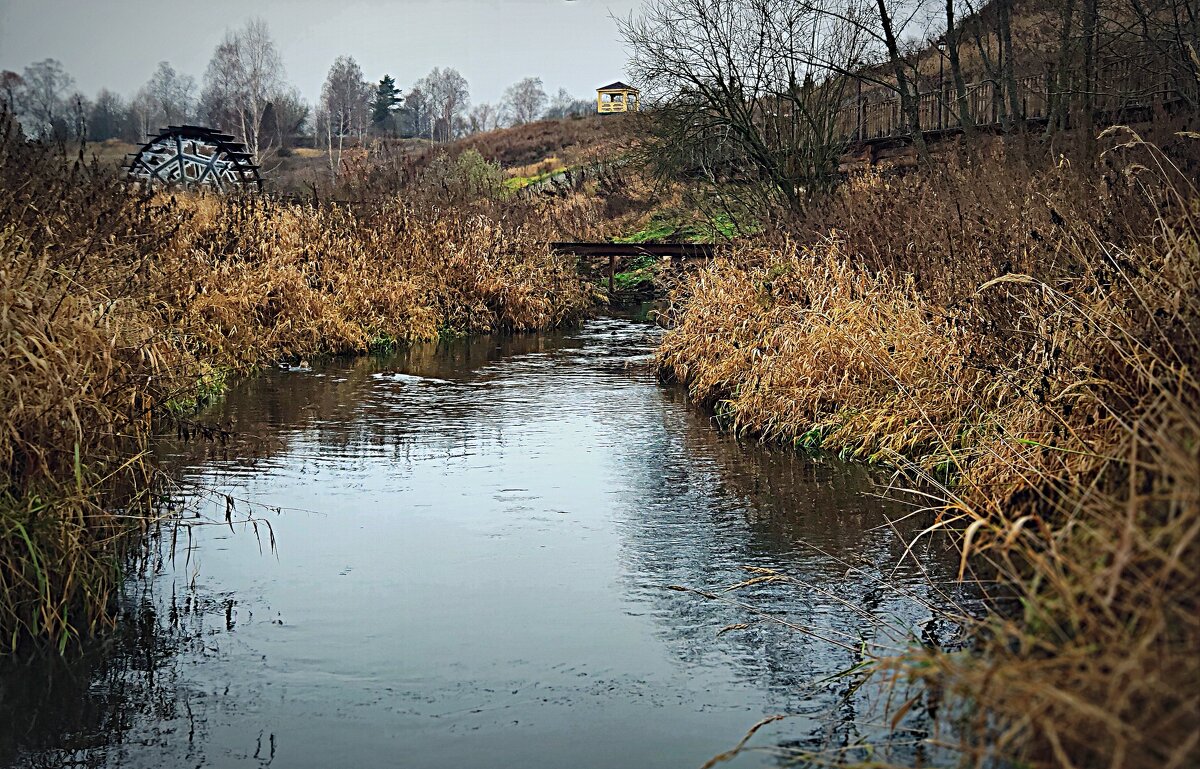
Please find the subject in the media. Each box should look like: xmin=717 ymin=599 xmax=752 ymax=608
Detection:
xmin=614 ymin=219 xmax=680 ymax=244
xmin=163 ymin=366 xmax=230 ymax=416
xmin=615 ymin=211 xmax=757 ymax=244
xmin=503 ymin=166 xmax=572 ymax=192
xmin=612 ymin=254 xmax=662 ymax=292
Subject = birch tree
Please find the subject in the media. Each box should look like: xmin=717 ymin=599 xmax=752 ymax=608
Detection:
xmin=19 ymin=59 xmax=74 ymax=139
xmin=200 ymin=18 xmax=286 ymax=162
xmin=416 ymin=67 xmax=470 ymax=142
xmin=502 ymin=77 xmax=548 ymax=125
xmin=319 ymin=55 xmax=370 ymax=178
xmin=469 ymin=102 xmax=501 ymax=133
xmin=133 ymin=61 xmax=195 ymax=137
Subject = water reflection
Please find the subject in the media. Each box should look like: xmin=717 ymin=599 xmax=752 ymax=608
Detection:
xmin=1 ymin=319 xmax=972 ymax=769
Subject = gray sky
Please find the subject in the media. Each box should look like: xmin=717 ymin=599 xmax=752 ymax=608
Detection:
xmin=0 ymin=0 xmax=643 ymax=106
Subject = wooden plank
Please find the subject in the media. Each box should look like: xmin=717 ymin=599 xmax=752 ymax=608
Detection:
xmin=550 ymin=242 xmax=719 ymax=259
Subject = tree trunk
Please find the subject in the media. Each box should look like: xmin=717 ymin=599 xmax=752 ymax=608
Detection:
xmin=965 ymin=0 xmax=1001 ymax=125
xmin=945 ymin=0 xmax=975 ymax=136
xmin=875 ymin=0 xmax=928 ymax=158
xmin=337 ymin=130 xmax=345 ymax=179
xmin=1081 ymin=0 xmax=1099 ymax=160
xmin=998 ymin=0 xmax=1024 ymax=128
xmin=1047 ymin=0 xmax=1077 ymax=137
xmin=326 ymin=112 xmax=337 ymax=181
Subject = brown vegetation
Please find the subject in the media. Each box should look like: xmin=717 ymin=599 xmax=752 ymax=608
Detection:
xmin=0 ymin=118 xmax=590 ymax=653
xmin=657 ymin=136 xmax=1199 ymax=768
xmin=431 ymin=114 xmax=626 ymax=170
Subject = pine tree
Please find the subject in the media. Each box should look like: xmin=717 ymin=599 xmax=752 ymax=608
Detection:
xmin=371 ymin=75 xmax=402 ymax=133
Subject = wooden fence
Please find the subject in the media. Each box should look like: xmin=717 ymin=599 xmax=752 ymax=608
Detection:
xmin=835 ymin=50 xmax=1189 ymax=144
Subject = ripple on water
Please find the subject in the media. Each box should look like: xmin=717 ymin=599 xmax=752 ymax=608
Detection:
xmin=1 ymin=319 xmax=976 ymax=769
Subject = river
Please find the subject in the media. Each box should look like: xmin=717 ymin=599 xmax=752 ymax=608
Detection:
xmin=1 ymin=317 xmax=973 ymax=768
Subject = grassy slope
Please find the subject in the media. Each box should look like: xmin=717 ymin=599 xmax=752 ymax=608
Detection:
xmin=445 ymin=114 xmax=624 ymax=170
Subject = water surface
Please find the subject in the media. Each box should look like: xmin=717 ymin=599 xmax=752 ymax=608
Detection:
xmin=1 ymin=318 xmax=970 ymax=768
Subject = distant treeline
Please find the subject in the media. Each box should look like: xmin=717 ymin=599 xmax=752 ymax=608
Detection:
xmin=0 ymin=17 xmax=595 ymax=160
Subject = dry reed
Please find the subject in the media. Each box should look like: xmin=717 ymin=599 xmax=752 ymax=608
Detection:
xmin=657 ymin=135 xmax=1199 ymax=768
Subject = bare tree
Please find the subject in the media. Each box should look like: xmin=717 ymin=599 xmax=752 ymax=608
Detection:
xmin=19 ymin=59 xmax=75 ymax=139
xmin=88 ymin=89 xmax=135 ymax=142
xmin=1 ymin=71 xmax=22 ymax=116
xmin=870 ymin=0 xmax=929 ymax=155
xmin=200 ymin=37 xmax=240 ymax=130
xmin=621 ymin=0 xmax=869 ymax=207
xmin=1046 ymin=0 xmax=1078 ymax=134
xmin=402 ymin=86 xmax=431 ymax=138
xmin=502 ymin=77 xmax=548 ymax=125
xmin=941 ymin=0 xmax=974 ymax=135
xmin=545 ymin=88 xmax=592 ymax=118
xmin=469 ymin=102 xmax=501 ymax=133
xmin=319 ymin=55 xmax=371 ymax=178
xmin=133 ymin=61 xmax=196 ymax=137
xmin=626 ymin=0 xmax=1198 ymax=191
xmin=66 ymin=91 xmax=89 ymax=140
xmin=940 ymin=0 xmax=1199 ymax=147
xmin=271 ymin=86 xmax=310 ymax=150
xmin=416 ymin=67 xmax=470 ymax=142
xmin=200 ymin=18 xmax=286 ymax=162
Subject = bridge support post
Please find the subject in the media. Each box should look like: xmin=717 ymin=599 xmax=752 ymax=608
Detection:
xmin=608 ymin=254 xmax=616 ymax=294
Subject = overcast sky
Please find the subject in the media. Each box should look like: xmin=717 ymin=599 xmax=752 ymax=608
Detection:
xmin=0 ymin=0 xmax=643 ymax=106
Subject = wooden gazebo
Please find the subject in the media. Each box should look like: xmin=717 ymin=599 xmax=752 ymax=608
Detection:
xmin=596 ymin=82 xmax=640 ymax=114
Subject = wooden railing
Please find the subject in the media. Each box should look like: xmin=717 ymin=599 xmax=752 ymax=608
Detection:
xmin=551 ymin=241 xmax=719 ymax=292
xmin=833 ymin=50 xmax=1189 ymax=144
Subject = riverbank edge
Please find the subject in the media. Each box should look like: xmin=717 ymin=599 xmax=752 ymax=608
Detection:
xmin=651 ymin=148 xmax=1199 ymax=767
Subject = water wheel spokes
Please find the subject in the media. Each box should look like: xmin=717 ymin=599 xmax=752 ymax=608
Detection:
xmin=127 ymin=125 xmax=262 ymax=192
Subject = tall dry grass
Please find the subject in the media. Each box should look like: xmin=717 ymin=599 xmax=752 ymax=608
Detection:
xmin=657 ymin=134 xmax=1199 ymax=768
xmin=172 ymin=193 xmax=588 ymax=356
xmin=0 ymin=114 xmax=590 ymax=653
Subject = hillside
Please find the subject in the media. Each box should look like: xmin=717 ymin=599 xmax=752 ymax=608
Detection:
xmin=269 ymin=115 xmax=633 ymax=197
xmin=442 ymin=113 xmax=628 ymax=170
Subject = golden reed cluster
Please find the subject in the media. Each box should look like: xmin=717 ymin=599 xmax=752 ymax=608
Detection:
xmin=0 ymin=118 xmax=589 ymax=653
xmin=658 ymin=135 xmax=1198 ymax=769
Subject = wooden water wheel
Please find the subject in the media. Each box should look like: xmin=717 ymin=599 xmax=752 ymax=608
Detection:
xmin=127 ymin=124 xmax=262 ymax=191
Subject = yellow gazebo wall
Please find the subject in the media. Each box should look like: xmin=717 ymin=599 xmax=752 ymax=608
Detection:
xmin=596 ymin=90 xmax=639 ymax=114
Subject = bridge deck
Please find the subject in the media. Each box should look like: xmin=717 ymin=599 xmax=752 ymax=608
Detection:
xmin=550 ymin=241 xmax=719 ymax=259
xmin=550 ymin=241 xmax=721 ymax=293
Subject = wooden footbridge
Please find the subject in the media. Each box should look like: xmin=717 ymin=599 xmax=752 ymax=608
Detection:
xmin=550 ymin=241 xmax=720 ymax=292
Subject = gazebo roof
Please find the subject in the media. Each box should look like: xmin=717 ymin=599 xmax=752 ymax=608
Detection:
xmin=597 ymin=81 xmax=638 ymax=92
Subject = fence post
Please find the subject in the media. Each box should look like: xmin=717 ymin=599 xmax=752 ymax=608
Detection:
xmin=856 ymin=78 xmax=864 ymax=142
xmin=938 ymin=52 xmax=946 ymax=130
xmin=1043 ymin=61 xmax=1053 ymax=124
